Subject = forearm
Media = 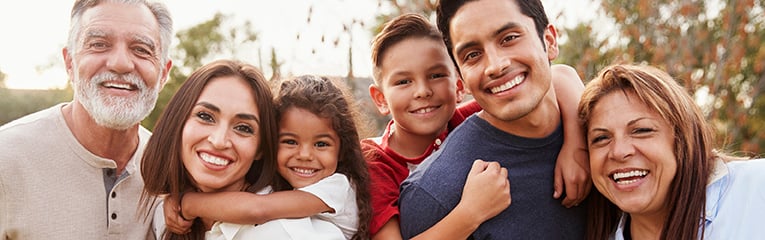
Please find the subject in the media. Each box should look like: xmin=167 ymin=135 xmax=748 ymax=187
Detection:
xmin=182 ymin=190 xmax=330 ymax=224
xmin=551 ymin=64 xmax=586 ymax=150
xmin=411 ymin=203 xmax=481 ymax=240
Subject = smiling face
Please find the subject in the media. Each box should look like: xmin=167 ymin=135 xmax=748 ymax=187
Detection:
xmin=371 ymin=37 xmax=462 ymax=139
xmin=587 ymin=90 xmax=677 ymax=221
xmin=181 ymin=76 xmax=261 ymax=193
xmin=66 ymin=1 xmax=168 ymax=129
xmin=448 ymin=0 xmax=557 ymax=127
xmin=277 ymin=107 xmax=340 ymax=188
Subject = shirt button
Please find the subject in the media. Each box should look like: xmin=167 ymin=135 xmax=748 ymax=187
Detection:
xmin=111 ymin=192 xmax=116 ymax=198
xmin=111 ymin=213 xmax=117 ymax=220
xmin=435 ymin=139 xmax=442 ymax=146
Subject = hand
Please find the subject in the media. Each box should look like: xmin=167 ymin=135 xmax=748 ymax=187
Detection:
xmin=553 ymin=144 xmax=592 ymax=208
xmin=163 ymin=194 xmax=193 ymax=234
xmin=457 ymin=159 xmax=511 ymax=223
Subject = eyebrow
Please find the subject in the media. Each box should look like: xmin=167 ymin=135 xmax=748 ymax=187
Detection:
xmin=196 ymin=102 xmax=260 ymax=123
xmin=132 ymin=34 xmax=157 ymax=52
xmin=453 ymin=22 xmax=521 ymax=59
xmin=83 ymin=29 xmax=107 ymax=42
xmin=278 ymin=132 xmax=336 ymax=141
xmin=588 ymin=117 xmax=650 ymax=134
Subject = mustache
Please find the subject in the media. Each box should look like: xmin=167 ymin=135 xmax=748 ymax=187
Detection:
xmin=90 ymin=72 xmax=146 ymax=89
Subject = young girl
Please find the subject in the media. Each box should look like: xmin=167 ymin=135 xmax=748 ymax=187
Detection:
xmin=163 ymin=75 xmax=371 ymax=240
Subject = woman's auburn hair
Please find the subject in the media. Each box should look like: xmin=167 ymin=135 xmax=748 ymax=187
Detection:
xmin=579 ymin=64 xmax=715 ymax=240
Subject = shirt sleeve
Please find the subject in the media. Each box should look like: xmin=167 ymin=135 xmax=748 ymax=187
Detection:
xmin=298 ymin=173 xmax=352 ymax=215
xmin=368 ymin=159 xmax=404 ymax=235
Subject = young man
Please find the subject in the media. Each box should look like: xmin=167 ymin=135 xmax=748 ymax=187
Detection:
xmin=368 ymin=9 xmax=589 ymax=240
xmin=398 ymin=0 xmax=588 ymax=239
xmin=0 ymin=0 xmax=173 ymax=239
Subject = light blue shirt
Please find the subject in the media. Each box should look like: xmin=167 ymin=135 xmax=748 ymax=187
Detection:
xmin=612 ymin=158 xmax=765 ymax=239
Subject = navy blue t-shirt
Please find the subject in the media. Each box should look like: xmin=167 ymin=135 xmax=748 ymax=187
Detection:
xmin=399 ymin=115 xmax=586 ymax=239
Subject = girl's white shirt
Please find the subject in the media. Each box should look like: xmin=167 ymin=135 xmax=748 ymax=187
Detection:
xmin=205 ymin=173 xmax=358 ymax=240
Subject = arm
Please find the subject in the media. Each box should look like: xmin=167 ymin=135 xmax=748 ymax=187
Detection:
xmin=550 ymin=64 xmax=591 ymax=207
xmin=377 ymin=160 xmax=510 ymax=240
xmin=182 ymin=189 xmax=332 ymax=224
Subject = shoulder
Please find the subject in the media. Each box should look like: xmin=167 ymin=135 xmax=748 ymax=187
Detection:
xmin=726 ymin=158 xmax=765 ymax=182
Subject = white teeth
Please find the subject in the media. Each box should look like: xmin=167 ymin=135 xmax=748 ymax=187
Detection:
xmin=292 ymin=168 xmax=317 ymax=175
xmin=490 ymin=74 xmax=525 ymax=93
xmin=612 ymin=170 xmax=648 ymax=182
xmin=103 ymin=82 xmax=133 ymax=90
xmin=413 ymin=107 xmax=437 ymax=114
xmin=200 ymin=152 xmax=230 ymax=166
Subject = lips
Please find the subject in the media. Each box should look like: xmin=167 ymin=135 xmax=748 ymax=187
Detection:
xmin=610 ymin=169 xmax=649 ymax=185
xmin=290 ymin=167 xmax=318 ymax=177
xmin=487 ymin=73 xmax=525 ymax=94
xmin=410 ymin=105 xmax=440 ymax=114
xmin=102 ymin=81 xmax=137 ymax=91
xmin=199 ymin=152 xmax=231 ymax=166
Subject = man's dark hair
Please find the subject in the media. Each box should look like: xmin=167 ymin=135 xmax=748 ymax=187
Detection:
xmin=436 ymin=0 xmax=550 ymax=67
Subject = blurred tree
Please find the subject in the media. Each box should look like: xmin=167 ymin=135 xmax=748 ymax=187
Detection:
xmin=557 ymin=0 xmax=765 ymax=153
xmin=0 ymin=68 xmax=6 ymax=88
xmin=372 ymin=0 xmax=437 ymax=35
xmin=142 ymin=13 xmax=265 ymax=130
xmin=269 ymin=47 xmax=283 ymax=82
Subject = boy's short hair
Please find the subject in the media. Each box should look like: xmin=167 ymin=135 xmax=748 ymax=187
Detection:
xmin=371 ymin=13 xmax=444 ymax=85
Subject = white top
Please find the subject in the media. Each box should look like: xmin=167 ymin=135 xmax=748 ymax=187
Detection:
xmin=205 ymin=173 xmax=358 ymax=240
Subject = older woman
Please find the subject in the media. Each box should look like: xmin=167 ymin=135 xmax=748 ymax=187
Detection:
xmin=579 ymin=64 xmax=765 ymax=239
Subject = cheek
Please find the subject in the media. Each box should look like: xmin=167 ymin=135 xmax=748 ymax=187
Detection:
xmin=588 ymin=150 xmax=611 ymax=187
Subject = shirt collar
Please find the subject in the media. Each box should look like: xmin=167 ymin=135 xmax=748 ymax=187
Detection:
xmin=704 ymin=158 xmax=729 ymax=222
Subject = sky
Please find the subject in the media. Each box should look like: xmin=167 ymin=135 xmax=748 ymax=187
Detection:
xmin=0 ymin=0 xmax=595 ymax=90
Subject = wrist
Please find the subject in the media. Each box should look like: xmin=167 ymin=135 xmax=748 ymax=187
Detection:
xmin=179 ymin=192 xmax=193 ymax=221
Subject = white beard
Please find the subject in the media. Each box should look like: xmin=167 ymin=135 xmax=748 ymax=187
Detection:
xmin=73 ymin=70 xmax=160 ymax=130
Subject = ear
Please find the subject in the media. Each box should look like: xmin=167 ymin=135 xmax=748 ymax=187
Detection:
xmin=544 ymin=24 xmax=559 ymax=61
xmin=62 ymin=47 xmax=74 ymax=81
xmin=455 ymin=76 xmax=466 ymax=103
xmin=159 ymin=59 xmax=173 ymax=89
xmin=369 ymin=84 xmax=390 ymax=115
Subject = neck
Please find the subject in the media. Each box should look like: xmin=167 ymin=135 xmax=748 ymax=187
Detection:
xmin=480 ymin=88 xmax=560 ymax=138
xmin=629 ymin=213 xmax=666 ymax=240
xmin=387 ymin=123 xmax=445 ymax=158
xmin=62 ymin=102 xmax=140 ymax=175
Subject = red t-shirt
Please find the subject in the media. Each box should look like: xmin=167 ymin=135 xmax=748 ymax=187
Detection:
xmin=362 ymin=100 xmax=481 ymax=235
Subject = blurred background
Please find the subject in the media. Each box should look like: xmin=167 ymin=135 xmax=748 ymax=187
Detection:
xmin=1 ymin=0 xmax=763 ymax=154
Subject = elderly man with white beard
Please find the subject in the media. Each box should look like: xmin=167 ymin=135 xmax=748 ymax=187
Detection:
xmin=0 ymin=0 xmax=173 ymax=239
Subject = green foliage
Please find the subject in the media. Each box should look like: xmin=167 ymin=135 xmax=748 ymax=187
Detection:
xmin=555 ymin=0 xmax=765 ymax=153
xmin=0 ymin=88 xmax=72 ymax=125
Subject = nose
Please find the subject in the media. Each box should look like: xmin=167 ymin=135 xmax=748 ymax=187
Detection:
xmin=483 ymin=46 xmax=511 ymax=79
xmin=414 ymin=80 xmax=433 ymax=99
xmin=207 ymin=126 xmax=232 ymax=149
xmin=608 ymin=136 xmax=635 ymax=162
xmin=106 ymin=45 xmax=136 ymax=74
xmin=297 ymin=144 xmax=313 ymax=161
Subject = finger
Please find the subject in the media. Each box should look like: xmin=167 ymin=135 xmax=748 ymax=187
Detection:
xmin=484 ymin=161 xmax=501 ymax=173
xmin=469 ymin=159 xmax=488 ymax=174
xmin=553 ymin=166 xmax=563 ymax=199
xmin=562 ymin=180 xmax=578 ymax=208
